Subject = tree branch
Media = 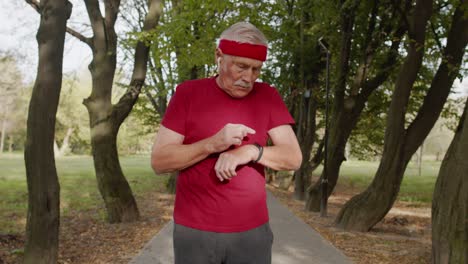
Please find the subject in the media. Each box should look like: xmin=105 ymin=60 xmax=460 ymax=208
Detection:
xmin=310 ymin=139 xmax=324 ymax=171
xmin=105 ymin=0 xmax=121 ymax=28
xmin=358 ymin=7 xmax=408 ymax=101
xmin=394 ymin=0 xmax=412 ymax=35
xmin=349 ymin=0 xmax=379 ymax=96
xmin=66 ymin=28 xmax=93 ymax=47
xmin=84 ymin=0 xmax=104 ymax=36
xmin=25 ymin=0 xmax=40 ymax=13
xmin=113 ymin=0 xmax=162 ymax=124
xmin=335 ymin=0 xmax=360 ymax=107
xmin=145 ymin=90 xmax=159 ymax=115
xmin=404 ymin=2 xmax=468 ymax=158
xmin=430 ymin=21 xmax=443 ymax=52
xmin=26 ymin=0 xmax=92 ymax=48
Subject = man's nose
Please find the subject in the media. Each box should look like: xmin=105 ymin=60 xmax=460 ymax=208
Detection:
xmin=241 ymin=68 xmax=255 ymax=83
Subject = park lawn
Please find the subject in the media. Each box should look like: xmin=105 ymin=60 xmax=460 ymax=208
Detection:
xmin=0 ymin=155 xmax=439 ymax=234
xmin=0 ymin=154 xmax=168 ymax=234
xmin=337 ymin=160 xmax=440 ymax=204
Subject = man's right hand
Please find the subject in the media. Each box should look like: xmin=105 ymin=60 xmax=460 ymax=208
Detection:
xmin=209 ymin=123 xmax=256 ymax=153
xmin=151 ymin=124 xmax=255 ymax=174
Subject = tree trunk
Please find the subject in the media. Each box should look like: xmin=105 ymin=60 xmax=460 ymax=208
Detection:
xmin=60 ymin=127 xmax=73 ymax=155
xmin=293 ymin=93 xmax=306 ymax=200
xmin=293 ymin=93 xmax=318 ymax=201
xmin=336 ymin=0 xmax=467 ymax=231
xmin=0 ymin=117 xmax=6 ymax=153
xmin=23 ymin=0 xmax=71 ymax=263
xmin=89 ymin=127 xmax=140 ymax=222
xmin=291 ymin=0 xmax=321 ymax=200
xmin=417 ymin=142 xmax=423 ymax=176
xmin=8 ymin=135 xmax=13 ymax=152
xmin=84 ymin=40 xmax=139 ymax=222
xmin=54 ymin=127 xmax=73 ymax=157
xmin=303 ymin=0 xmax=357 ymax=205
xmin=335 ymin=0 xmax=432 ymax=231
xmin=432 ymin=99 xmax=468 ymax=264
xmin=305 ymin=109 xmax=350 ymax=210
xmin=294 ymin=92 xmax=317 ymax=200
xmin=83 ymin=0 xmax=162 ymax=223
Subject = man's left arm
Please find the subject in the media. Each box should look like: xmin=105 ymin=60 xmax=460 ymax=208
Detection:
xmin=257 ymin=124 xmax=302 ymax=171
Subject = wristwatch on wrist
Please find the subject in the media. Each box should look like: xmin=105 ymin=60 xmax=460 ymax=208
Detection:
xmin=252 ymin=143 xmax=264 ymax=163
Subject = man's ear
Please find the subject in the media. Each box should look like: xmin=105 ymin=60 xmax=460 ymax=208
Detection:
xmin=215 ymin=48 xmax=223 ymax=65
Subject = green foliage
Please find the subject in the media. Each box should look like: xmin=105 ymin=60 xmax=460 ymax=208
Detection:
xmin=0 ymin=54 xmax=29 ymax=153
xmin=36 ymin=0 xmax=465 ymax=164
xmin=0 ymin=154 xmax=169 ymax=234
xmin=116 ymin=0 xmax=466 ymax=165
xmin=2 ymin=88 xmax=30 ymax=152
xmin=131 ymin=91 xmax=162 ymax=134
xmin=148 ymin=0 xmax=235 ymax=83
xmin=264 ymin=0 xmax=331 ymax=93
xmin=348 ymin=85 xmax=391 ymax=159
xmin=117 ymin=113 xmax=155 ymax=154
xmin=440 ymin=97 xmax=466 ymax=131
xmin=55 ymin=74 xmax=91 ymax=155
xmin=345 ymin=0 xmax=467 ymax=160
xmin=122 ymin=0 xmax=294 ymax=131
xmin=404 ymin=0 xmax=467 ymax=128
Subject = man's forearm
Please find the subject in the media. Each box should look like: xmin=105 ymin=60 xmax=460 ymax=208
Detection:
xmin=257 ymin=145 xmax=302 ymax=171
xmin=151 ymin=137 xmax=216 ymax=174
xmin=151 ymin=123 xmax=257 ymax=174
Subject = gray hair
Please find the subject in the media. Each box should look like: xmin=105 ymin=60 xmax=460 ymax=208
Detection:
xmin=219 ymin=22 xmax=268 ymax=46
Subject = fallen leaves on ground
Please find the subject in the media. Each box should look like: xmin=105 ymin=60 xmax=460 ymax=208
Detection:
xmin=1 ymin=185 xmax=431 ymax=264
xmin=267 ymin=185 xmax=431 ymax=264
xmin=0 ymin=192 xmax=174 ymax=264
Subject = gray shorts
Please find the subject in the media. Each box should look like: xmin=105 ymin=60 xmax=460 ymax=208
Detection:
xmin=173 ymin=222 xmax=274 ymax=264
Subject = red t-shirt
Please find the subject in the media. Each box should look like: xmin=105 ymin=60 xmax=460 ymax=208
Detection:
xmin=162 ymin=77 xmax=294 ymax=232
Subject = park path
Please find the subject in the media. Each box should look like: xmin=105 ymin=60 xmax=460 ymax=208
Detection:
xmin=129 ymin=191 xmax=352 ymax=264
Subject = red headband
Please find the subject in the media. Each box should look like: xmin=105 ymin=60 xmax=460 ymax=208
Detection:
xmin=218 ymin=39 xmax=267 ymax=61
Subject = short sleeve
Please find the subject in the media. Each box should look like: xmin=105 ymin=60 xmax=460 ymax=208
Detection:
xmin=268 ymin=87 xmax=295 ymax=130
xmin=161 ymin=84 xmax=188 ymax=135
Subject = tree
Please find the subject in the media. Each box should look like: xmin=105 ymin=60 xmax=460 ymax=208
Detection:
xmin=53 ymin=0 xmax=163 ymax=222
xmin=119 ymin=0 xmax=167 ymax=129
xmin=304 ymin=0 xmax=409 ymax=210
xmin=432 ymin=97 xmax=468 ymax=264
xmin=266 ymin=0 xmax=324 ymax=200
xmin=335 ymin=0 xmax=468 ymax=231
xmin=23 ymin=0 xmax=72 ymax=262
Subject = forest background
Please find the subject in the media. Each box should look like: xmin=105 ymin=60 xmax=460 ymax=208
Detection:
xmin=0 ymin=0 xmax=467 ymax=263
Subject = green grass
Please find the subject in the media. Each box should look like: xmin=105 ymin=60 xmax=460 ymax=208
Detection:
xmin=0 ymin=154 xmax=168 ymax=234
xmin=0 ymin=155 xmax=439 ymax=234
xmin=336 ymin=160 xmax=439 ymax=204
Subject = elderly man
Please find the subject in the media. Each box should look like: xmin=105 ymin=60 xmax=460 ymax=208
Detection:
xmin=151 ymin=22 xmax=302 ymax=264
